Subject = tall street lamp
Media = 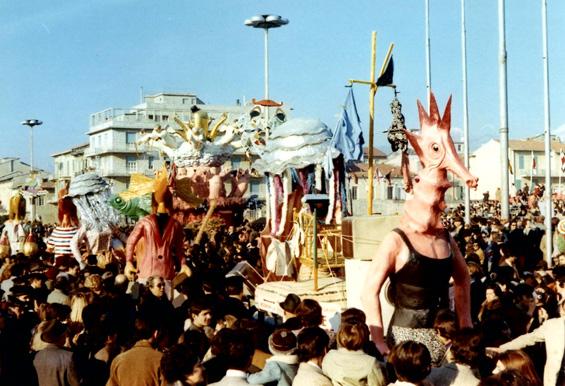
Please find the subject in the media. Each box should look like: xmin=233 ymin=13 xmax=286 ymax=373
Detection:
xmin=244 ymin=14 xmax=289 ymax=101
xmin=21 ymin=119 xmax=43 ymax=220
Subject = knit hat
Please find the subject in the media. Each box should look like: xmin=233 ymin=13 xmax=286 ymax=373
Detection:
xmin=268 ymin=329 xmax=296 ymax=355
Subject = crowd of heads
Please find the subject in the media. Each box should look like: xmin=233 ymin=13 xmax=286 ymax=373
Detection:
xmin=0 ymin=194 xmax=564 ymax=385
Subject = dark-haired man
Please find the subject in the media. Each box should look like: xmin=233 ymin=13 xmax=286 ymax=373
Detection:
xmin=209 ymin=329 xmax=256 ymax=386
xmin=106 ymin=313 xmax=164 ymax=386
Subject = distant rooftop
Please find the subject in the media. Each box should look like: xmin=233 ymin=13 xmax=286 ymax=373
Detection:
xmin=51 ymin=143 xmax=89 ymax=157
xmin=362 ymin=146 xmax=387 ymax=158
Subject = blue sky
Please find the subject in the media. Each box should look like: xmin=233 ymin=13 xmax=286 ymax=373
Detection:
xmin=1 ymin=0 xmax=564 ymax=172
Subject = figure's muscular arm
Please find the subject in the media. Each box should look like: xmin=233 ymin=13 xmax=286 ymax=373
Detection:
xmin=125 ymin=221 xmax=144 ymax=275
xmin=361 ymin=232 xmax=400 ymax=355
xmin=450 ymin=235 xmax=472 ymax=328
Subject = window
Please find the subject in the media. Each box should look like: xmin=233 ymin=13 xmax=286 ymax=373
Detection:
xmin=148 ymin=156 xmax=154 ymax=170
xmin=126 ymin=156 xmax=137 ymax=173
xmin=250 ymin=181 xmax=260 ymax=194
xmin=387 ymin=185 xmax=394 ymax=200
xmin=126 ymin=131 xmax=137 ymax=144
xmin=36 ymin=196 xmax=45 ymax=206
xmin=57 ymin=162 xmax=63 ymax=170
xmin=162 ymin=115 xmax=169 ymax=121
xmin=515 ymin=180 xmax=522 ymax=191
xmin=518 ymin=155 xmax=524 ymax=169
xmin=351 ymin=186 xmax=358 ymax=200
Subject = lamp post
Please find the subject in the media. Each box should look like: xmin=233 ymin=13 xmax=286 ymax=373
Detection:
xmin=21 ymin=119 xmax=43 ymax=220
xmin=244 ymin=14 xmax=289 ymax=101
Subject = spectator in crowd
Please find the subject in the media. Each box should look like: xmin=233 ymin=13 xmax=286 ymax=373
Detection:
xmin=47 ymin=276 xmax=71 ymax=306
xmin=426 ymin=328 xmax=482 ymax=386
xmin=139 ymin=275 xmax=175 ymax=320
xmin=293 ymin=327 xmax=332 ymax=386
xmin=478 ymin=369 xmax=536 ymax=386
xmin=33 ymin=319 xmax=80 ymax=386
xmin=387 ymin=341 xmax=431 ymax=386
xmin=295 ymin=299 xmax=324 ymax=330
xmin=209 ymin=329 xmax=256 ymax=386
xmin=161 ymin=344 xmax=205 ymax=386
xmin=248 ymin=329 xmax=298 ymax=386
xmin=491 ymin=350 xmax=541 ymax=386
xmin=488 ymin=298 xmax=564 ymax=386
xmin=187 ymin=297 xmax=215 ymax=340
xmin=279 ymin=293 xmax=301 ymax=331
xmin=322 ymin=320 xmax=386 ymax=386
xmin=432 ymin=309 xmax=458 ymax=365
xmin=106 ymin=313 xmax=164 ymax=386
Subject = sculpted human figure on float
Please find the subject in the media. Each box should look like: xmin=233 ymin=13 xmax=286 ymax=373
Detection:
xmin=136 ymin=101 xmax=286 ymax=211
xmin=362 ymin=92 xmax=478 ymax=362
xmin=0 ymin=192 xmax=27 ymax=256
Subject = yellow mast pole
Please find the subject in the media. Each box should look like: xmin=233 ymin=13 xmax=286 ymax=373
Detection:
xmin=350 ymin=37 xmax=394 ymax=216
xmin=367 ymin=32 xmax=377 ymax=216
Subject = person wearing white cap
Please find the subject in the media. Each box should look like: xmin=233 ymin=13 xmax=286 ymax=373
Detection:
xmin=247 ymin=329 xmax=299 ymax=386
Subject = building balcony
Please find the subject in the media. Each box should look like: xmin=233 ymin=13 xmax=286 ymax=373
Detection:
xmin=84 ymin=145 xmax=152 ymax=157
xmin=89 ymin=108 xmax=191 ymax=133
xmin=93 ymin=167 xmax=156 ymax=178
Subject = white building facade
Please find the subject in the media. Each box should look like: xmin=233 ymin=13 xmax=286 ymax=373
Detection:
xmin=84 ymin=92 xmax=244 ymax=192
xmin=52 ymin=143 xmax=89 ymax=181
xmin=469 ymin=137 xmax=565 ymax=200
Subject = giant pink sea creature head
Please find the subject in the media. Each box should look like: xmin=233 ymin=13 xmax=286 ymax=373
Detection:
xmin=404 ymin=93 xmax=478 ymax=189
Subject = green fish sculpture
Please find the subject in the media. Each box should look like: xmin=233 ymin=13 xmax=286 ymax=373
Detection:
xmin=108 ymin=193 xmax=152 ymax=221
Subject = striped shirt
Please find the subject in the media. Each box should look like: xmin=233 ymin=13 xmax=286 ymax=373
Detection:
xmin=47 ymin=226 xmax=79 ymax=257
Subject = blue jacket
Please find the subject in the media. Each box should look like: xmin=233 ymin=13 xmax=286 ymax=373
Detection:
xmin=247 ymin=355 xmax=299 ymax=386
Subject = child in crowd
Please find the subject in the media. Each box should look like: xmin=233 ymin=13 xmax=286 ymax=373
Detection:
xmin=388 ymin=341 xmax=432 ymax=386
xmin=247 ymin=328 xmax=298 ymax=386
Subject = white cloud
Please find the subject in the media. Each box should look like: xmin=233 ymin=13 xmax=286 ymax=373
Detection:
xmin=553 ymin=123 xmax=565 ymax=140
xmin=451 ymin=126 xmax=464 ymax=142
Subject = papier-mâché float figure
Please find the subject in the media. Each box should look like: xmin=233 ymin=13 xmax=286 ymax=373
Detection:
xmin=68 ymin=173 xmax=123 ymax=268
xmin=362 ymin=93 xmax=478 ymax=362
xmin=1 ymin=192 xmax=27 ymax=255
xmin=125 ymin=167 xmax=191 ymax=284
xmin=46 ymin=182 xmax=80 ymax=261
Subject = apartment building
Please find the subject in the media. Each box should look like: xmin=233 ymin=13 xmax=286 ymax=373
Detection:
xmin=84 ymin=92 xmax=244 ymax=192
xmin=52 ymin=143 xmax=89 ymax=181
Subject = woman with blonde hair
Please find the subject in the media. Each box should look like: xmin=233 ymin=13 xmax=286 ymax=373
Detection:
xmin=70 ymin=291 xmax=89 ymax=325
xmin=492 ymin=350 xmax=541 ymax=386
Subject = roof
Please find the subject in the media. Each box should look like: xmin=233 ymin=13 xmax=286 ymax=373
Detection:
xmin=508 ymin=139 xmax=565 ymax=152
xmin=51 ymin=143 xmax=89 ymax=157
xmin=347 ymin=161 xmax=407 ymax=179
xmin=362 ymin=146 xmax=387 ymax=158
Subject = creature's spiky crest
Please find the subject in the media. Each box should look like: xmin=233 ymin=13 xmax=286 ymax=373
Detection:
xmin=416 ymin=92 xmax=452 ymax=132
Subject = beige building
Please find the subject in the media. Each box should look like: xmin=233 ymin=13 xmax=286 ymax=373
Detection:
xmin=52 ymin=143 xmax=89 ymax=181
xmin=469 ymin=136 xmax=565 ymax=200
xmin=0 ymin=157 xmax=55 ymax=222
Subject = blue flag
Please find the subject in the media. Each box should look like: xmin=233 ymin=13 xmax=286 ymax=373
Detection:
xmin=330 ymin=87 xmax=365 ymax=164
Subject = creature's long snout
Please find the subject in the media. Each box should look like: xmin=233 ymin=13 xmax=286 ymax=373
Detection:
xmin=447 ymin=153 xmax=478 ymax=189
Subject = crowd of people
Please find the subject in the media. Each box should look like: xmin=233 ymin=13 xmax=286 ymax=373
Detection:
xmin=0 ymin=195 xmax=564 ymax=386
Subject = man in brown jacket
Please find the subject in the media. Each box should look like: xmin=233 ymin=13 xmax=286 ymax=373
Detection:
xmin=106 ymin=313 xmax=165 ymax=386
